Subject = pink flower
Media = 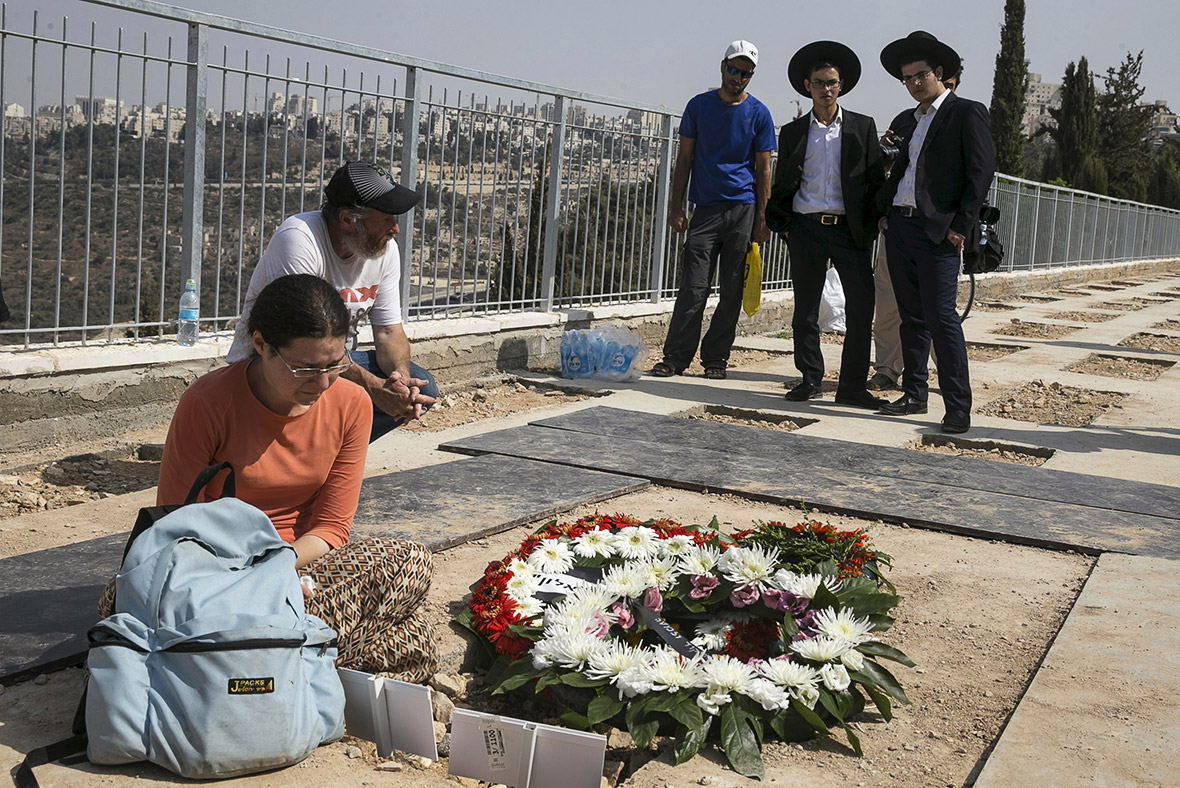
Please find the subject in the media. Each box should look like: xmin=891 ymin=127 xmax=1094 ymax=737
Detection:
xmin=590 ymin=613 xmax=611 ymax=638
xmin=730 ymin=584 xmax=760 ymax=608
xmin=611 ymin=601 xmax=635 ymax=629
xmin=642 ymin=587 xmax=663 ymax=615
xmin=762 ymin=588 xmax=783 ymax=609
xmin=689 ymin=574 xmax=720 ymax=600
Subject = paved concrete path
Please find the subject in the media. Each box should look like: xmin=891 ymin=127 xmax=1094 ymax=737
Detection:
xmin=975 ymin=553 xmax=1180 ymax=788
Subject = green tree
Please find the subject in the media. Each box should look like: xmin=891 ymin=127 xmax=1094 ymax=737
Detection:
xmin=1044 ymin=58 xmax=1107 ymax=193
xmin=1096 ymin=51 xmax=1153 ymax=201
xmin=989 ymin=0 xmax=1029 ymax=174
xmin=1147 ymin=141 xmax=1180 ymax=208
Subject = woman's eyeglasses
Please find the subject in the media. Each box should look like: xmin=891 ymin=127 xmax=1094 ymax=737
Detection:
xmin=273 ymin=347 xmax=352 ymax=378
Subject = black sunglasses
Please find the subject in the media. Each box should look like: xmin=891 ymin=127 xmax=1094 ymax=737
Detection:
xmin=725 ymin=63 xmax=755 ymax=80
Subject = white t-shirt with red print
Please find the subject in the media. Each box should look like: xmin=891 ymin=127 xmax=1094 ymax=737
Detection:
xmin=227 ymin=211 xmax=402 ymax=362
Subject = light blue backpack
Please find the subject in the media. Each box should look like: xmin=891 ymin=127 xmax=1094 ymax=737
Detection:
xmin=83 ymin=463 xmax=345 ymax=778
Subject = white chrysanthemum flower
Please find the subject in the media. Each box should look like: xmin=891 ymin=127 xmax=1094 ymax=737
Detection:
xmin=690 ymin=618 xmax=734 ymax=651
xmin=585 ymin=642 xmax=649 ymax=684
xmin=559 ymin=584 xmax=617 ymax=619
xmin=507 ymin=558 xmax=535 ymax=578
xmin=841 ymin=649 xmax=865 ymax=672
xmin=718 ymin=545 xmax=780 ymax=590
xmin=790 ymin=635 xmax=854 ymax=663
xmin=602 ymin=563 xmax=648 ymax=599
xmin=696 ymin=690 xmax=731 ymax=715
xmin=614 ymin=526 xmax=660 ymax=559
xmin=771 ymin=569 xmax=842 ymax=599
xmin=678 ymin=545 xmax=721 ymax=576
xmin=757 ymin=657 xmax=821 ymax=691
xmin=572 ymin=528 xmax=615 ymax=559
xmin=820 ymin=662 xmax=851 ymax=691
xmin=516 ymin=596 xmax=544 ymax=619
xmin=526 ymin=539 xmax=575 ymax=574
xmin=701 ymin=655 xmax=758 ymax=695
xmin=813 ymin=607 xmax=876 ymax=645
xmin=639 ymin=555 xmax=680 ymax=592
xmin=798 ymin=685 xmax=820 ymax=709
xmin=505 ymin=572 xmax=540 ymax=604
xmin=642 ymin=648 xmax=706 ymax=692
xmin=542 ymin=631 xmax=606 ymax=671
xmin=542 ymin=606 xmax=602 ymax=638
xmin=660 ymin=534 xmax=695 ymax=557
xmin=616 ymin=666 xmax=655 ymax=699
xmin=745 ymin=677 xmax=791 ymax=712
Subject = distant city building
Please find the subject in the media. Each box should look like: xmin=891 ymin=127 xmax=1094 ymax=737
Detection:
xmin=1023 ymin=72 xmax=1062 ymax=136
xmin=75 ymin=95 xmax=123 ymax=124
xmin=1148 ymin=100 xmax=1179 ymax=147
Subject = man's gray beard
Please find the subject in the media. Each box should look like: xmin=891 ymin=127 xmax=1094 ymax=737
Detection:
xmin=341 ymin=226 xmax=389 ymax=259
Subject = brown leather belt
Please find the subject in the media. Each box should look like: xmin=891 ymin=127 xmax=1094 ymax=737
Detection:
xmin=893 ymin=205 xmax=919 ymax=218
xmin=803 ymin=213 xmax=844 ymax=225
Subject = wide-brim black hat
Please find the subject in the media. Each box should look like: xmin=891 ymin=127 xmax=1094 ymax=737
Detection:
xmin=788 ymin=41 xmax=861 ymax=97
xmin=325 ymin=160 xmax=421 ymax=216
xmin=879 ymin=30 xmax=961 ymax=81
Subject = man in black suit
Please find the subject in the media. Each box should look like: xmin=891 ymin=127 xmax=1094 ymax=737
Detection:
xmin=875 ymin=31 xmax=995 ymax=434
xmin=767 ymin=41 xmax=887 ymax=409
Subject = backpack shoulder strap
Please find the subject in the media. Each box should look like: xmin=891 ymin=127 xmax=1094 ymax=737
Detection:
xmin=12 ymin=734 xmax=87 ymax=788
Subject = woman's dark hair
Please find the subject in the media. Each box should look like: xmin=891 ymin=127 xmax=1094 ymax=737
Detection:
xmin=247 ymin=273 xmax=349 ymax=351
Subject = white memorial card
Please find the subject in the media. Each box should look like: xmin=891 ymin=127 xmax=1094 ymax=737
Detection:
xmin=337 ymin=668 xmax=437 ymax=761
xmin=338 ymin=668 xmax=390 ymax=755
xmin=448 ymin=709 xmax=536 ymax=788
xmin=529 ymin=725 xmax=607 ymax=788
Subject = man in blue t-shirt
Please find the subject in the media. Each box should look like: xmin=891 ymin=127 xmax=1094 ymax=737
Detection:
xmin=651 ymin=40 xmax=777 ymax=380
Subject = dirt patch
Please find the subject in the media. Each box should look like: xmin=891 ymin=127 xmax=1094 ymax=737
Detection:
xmin=1117 ymin=332 xmax=1180 ymax=354
xmin=1012 ymin=294 xmax=1062 ymax=303
xmin=966 ymin=342 xmax=1026 ymax=361
xmin=904 ymin=434 xmax=1052 ymax=466
xmin=992 ymin=320 xmax=1081 ymax=339
xmin=1097 ymin=301 xmax=1148 ymax=311
xmin=1065 ymin=353 xmax=1174 ymax=381
xmin=819 ymin=331 xmax=846 ymax=345
xmin=1050 ymin=290 xmax=1090 ymax=298
xmin=401 ymin=379 xmax=596 ymax=433
xmin=968 ymin=300 xmax=1018 ymax=312
xmin=1151 ymin=319 xmax=1180 ymax=331
xmin=678 ymin=404 xmax=817 ymax=432
xmin=0 ymin=451 xmax=161 ymax=521
xmin=1148 ymin=291 xmax=1180 ymax=300
xmin=1084 ymin=284 xmax=1126 ymax=292
xmin=1047 ymin=310 xmax=1118 ymax=323
xmin=978 ymin=379 xmax=1127 ymax=426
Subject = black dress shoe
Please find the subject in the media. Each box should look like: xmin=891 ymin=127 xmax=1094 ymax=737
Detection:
xmin=785 ymin=382 xmax=821 ymax=401
xmin=878 ymin=394 xmax=928 ymax=415
xmin=942 ymin=411 xmax=971 ymax=434
xmin=834 ymin=391 xmax=887 ymax=410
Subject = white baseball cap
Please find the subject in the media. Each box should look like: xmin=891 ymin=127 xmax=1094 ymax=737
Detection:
xmin=724 ymin=40 xmax=759 ymax=67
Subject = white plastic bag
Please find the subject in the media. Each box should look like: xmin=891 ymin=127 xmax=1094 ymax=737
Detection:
xmin=818 ymin=267 xmax=846 ymax=333
xmin=560 ymin=326 xmax=647 ymax=381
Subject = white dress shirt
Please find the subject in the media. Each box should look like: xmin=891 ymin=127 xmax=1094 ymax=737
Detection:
xmin=792 ymin=107 xmax=845 ymax=215
xmin=894 ymin=88 xmax=951 ymax=208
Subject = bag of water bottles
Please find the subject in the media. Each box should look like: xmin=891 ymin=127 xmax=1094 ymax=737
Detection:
xmin=560 ymin=326 xmax=647 ymax=381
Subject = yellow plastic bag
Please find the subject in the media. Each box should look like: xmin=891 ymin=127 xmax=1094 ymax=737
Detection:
xmin=742 ymin=242 xmax=762 ymax=317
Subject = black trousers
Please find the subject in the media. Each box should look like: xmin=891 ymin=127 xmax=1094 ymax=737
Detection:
xmin=661 ymin=202 xmax=754 ymax=370
xmin=787 ymin=216 xmax=875 ymax=397
xmin=883 ymin=211 xmax=972 ymax=413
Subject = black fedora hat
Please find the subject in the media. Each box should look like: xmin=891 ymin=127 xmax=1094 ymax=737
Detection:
xmin=788 ymin=41 xmax=861 ymax=97
xmin=879 ymin=31 xmax=961 ymax=81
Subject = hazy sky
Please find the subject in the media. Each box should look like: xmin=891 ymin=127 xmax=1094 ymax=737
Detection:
xmin=10 ymin=0 xmax=1179 ymax=131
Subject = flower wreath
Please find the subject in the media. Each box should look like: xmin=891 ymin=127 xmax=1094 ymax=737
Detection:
xmin=455 ymin=513 xmax=913 ymax=778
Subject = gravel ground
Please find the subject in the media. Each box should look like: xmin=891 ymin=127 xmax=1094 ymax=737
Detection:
xmin=977 ymin=379 xmax=1128 ymax=427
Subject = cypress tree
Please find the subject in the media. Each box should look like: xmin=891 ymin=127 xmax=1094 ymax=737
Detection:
xmin=1045 ymin=58 xmax=1107 ymax=192
xmin=990 ymin=0 xmax=1029 ymax=174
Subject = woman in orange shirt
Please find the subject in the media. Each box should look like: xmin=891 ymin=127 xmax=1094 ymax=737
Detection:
xmin=101 ymin=274 xmax=436 ymax=681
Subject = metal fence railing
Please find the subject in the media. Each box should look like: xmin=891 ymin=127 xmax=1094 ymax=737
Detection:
xmin=1 ymin=0 xmax=1178 ymax=348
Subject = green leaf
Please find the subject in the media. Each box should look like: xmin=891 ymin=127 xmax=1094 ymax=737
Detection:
xmin=789 ymin=697 xmax=832 ymax=737
xmin=673 ymin=711 xmax=709 ymax=765
xmin=560 ymin=672 xmax=607 ymax=689
xmin=818 ymin=688 xmax=847 ymax=723
xmin=719 ymin=703 xmax=765 ymax=779
xmin=843 ymin=594 xmax=901 ymax=616
xmin=867 ymin=614 xmax=894 ymax=632
xmin=560 ymin=710 xmax=591 ymax=730
xmin=858 ymin=641 xmax=916 ymax=668
xmin=769 ymin=708 xmax=817 ymax=742
xmin=625 ymin=699 xmax=659 ymax=750
xmin=668 ymin=695 xmax=703 ymax=733
xmin=647 ymin=692 xmax=682 ymax=714
xmin=811 ymin=583 xmax=842 ymax=611
xmin=490 ymin=657 xmax=541 ymax=694
xmin=852 ymin=660 xmax=910 ymax=705
xmin=535 ymin=673 xmax=561 ymax=693
xmin=861 ymin=682 xmax=893 ymax=722
xmin=587 ymin=694 xmax=626 ymax=725
xmin=818 ymin=690 xmax=862 ymax=756
xmin=815 ymin=559 xmax=839 ymax=577
xmin=780 ymin=612 xmax=800 ymax=640
xmin=833 ymin=576 xmax=879 ymax=600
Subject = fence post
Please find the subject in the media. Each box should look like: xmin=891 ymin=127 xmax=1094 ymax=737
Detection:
xmin=539 ymin=94 xmax=566 ymax=311
xmin=399 ymin=65 xmax=421 ymax=317
xmin=649 ymin=113 xmax=674 ymax=304
xmin=180 ymin=22 xmax=207 ymax=298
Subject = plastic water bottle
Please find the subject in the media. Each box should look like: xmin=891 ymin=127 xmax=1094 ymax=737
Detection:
xmin=978 ymin=222 xmax=989 ymax=246
xmin=177 ymin=279 xmax=199 ymax=346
